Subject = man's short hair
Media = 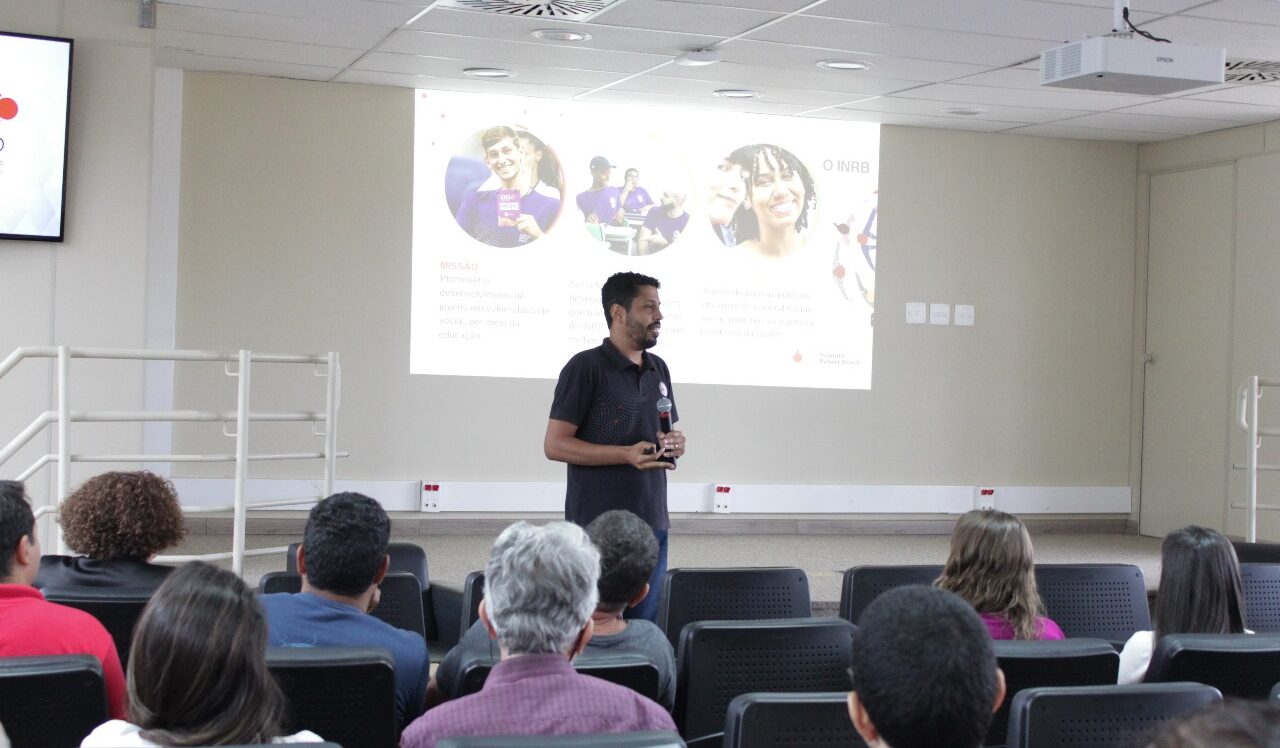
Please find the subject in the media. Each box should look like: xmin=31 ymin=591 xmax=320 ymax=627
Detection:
xmin=1149 ymin=699 xmax=1280 ymax=747
xmin=600 ymin=271 xmax=659 ymax=327
xmin=852 ymin=585 xmax=999 ymax=748
xmin=300 ymin=492 xmax=390 ymax=597
xmin=0 ymin=480 xmax=34 ymax=579
xmin=586 ymin=510 xmax=658 ymax=613
xmin=485 ymin=521 xmax=600 ymax=655
xmin=481 ymin=125 xmax=519 ymax=151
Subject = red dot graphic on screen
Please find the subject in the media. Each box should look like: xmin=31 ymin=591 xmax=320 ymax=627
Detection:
xmin=793 ymin=351 xmax=803 ymax=362
xmin=0 ymin=98 xmax=17 ymax=120
xmin=833 ymin=264 xmax=846 ymax=279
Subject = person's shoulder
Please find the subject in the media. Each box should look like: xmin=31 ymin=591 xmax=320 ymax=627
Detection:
xmin=275 ymin=729 xmax=325 ymax=743
xmin=81 ymin=720 xmax=148 ymax=746
xmin=626 ymin=618 xmax=674 ymax=647
xmin=1037 ymin=616 xmax=1067 ymax=640
xmin=362 ymin=615 xmax=429 ymax=662
xmin=574 ymin=673 xmax=676 ymax=725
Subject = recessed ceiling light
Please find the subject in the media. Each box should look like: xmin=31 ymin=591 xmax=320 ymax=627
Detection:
xmin=531 ymin=29 xmax=591 ymax=42
xmin=713 ymin=89 xmax=760 ymax=99
xmin=817 ymin=59 xmax=871 ymax=71
xmin=942 ymin=107 xmax=987 ymax=116
xmin=463 ymin=67 xmax=515 ymax=79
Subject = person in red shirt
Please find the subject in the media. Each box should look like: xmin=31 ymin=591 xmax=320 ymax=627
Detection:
xmin=0 ymin=480 xmax=126 ymax=719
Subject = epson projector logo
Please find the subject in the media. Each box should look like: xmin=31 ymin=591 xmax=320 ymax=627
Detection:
xmin=1157 ymin=56 xmax=1174 ymax=63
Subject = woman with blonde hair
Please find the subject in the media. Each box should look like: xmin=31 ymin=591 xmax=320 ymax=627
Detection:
xmin=935 ymin=509 xmax=1064 ymax=640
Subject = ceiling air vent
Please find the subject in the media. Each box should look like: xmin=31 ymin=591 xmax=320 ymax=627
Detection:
xmin=441 ymin=0 xmax=621 ymax=19
xmin=1224 ymin=59 xmax=1280 ymax=83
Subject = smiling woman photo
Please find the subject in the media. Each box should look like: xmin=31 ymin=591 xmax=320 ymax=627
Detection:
xmin=730 ymin=144 xmax=817 ymax=258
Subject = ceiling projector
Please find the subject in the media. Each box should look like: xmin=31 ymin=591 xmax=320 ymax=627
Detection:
xmin=1041 ymin=34 xmax=1225 ymax=95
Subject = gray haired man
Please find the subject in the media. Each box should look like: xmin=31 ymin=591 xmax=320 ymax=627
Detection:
xmin=401 ymin=522 xmax=674 ymax=748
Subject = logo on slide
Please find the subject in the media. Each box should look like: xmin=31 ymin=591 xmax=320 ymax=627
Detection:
xmin=0 ymin=96 xmax=17 ymax=120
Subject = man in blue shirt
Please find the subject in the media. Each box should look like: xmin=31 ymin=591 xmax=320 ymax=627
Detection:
xmin=260 ymin=492 xmax=429 ymax=729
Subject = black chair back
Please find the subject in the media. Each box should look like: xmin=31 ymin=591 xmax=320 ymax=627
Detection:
xmin=990 ymin=638 xmax=1120 ymax=746
xmin=723 ymin=692 xmax=865 ymax=748
xmin=267 ymin=646 xmax=397 ymax=748
xmin=1233 ymin=540 xmax=1280 ymax=564
xmin=838 ymin=565 xmax=943 ymax=624
xmin=1034 ymin=564 xmax=1151 ymax=645
xmin=44 ymin=589 xmax=152 ymax=669
xmin=436 ymin=732 xmax=686 ymax=747
xmin=259 ymin=571 xmax=426 ymax=642
xmin=0 ymin=654 xmax=108 ymax=747
xmin=455 ymin=653 xmax=661 ymax=704
xmin=675 ymin=618 xmax=855 ymax=748
xmin=1144 ymin=633 xmax=1280 ymax=698
xmin=1242 ymin=563 xmax=1280 ymax=633
xmin=461 ymin=570 xmax=485 ymax=641
xmin=287 ymin=541 xmax=429 ymax=588
xmin=658 ymin=567 xmax=810 ymax=648
xmin=1006 ymin=683 xmax=1222 ymax=748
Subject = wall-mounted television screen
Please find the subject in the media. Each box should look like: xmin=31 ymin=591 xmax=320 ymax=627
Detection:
xmin=0 ymin=31 xmax=72 ymax=242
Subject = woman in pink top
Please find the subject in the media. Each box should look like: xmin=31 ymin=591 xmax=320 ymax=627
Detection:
xmin=935 ymin=509 xmax=1065 ymax=641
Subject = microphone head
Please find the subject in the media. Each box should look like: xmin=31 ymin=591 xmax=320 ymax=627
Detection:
xmin=656 ymin=396 xmax=673 ymax=415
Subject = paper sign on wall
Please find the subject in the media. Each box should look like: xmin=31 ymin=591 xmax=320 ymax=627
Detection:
xmin=954 ymin=304 xmax=975 ymax=326
xmin=929 ymin=303 xmax=951 ymax=325
xmin=906 ymin=302 xmax=927 ymax=324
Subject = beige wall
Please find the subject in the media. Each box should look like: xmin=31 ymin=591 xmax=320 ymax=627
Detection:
xmin=173 ymin=72 xmax=1137 ymax=498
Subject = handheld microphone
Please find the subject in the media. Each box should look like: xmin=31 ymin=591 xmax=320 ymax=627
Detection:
xmin=656 ymin=396 xmax=675 ymax=465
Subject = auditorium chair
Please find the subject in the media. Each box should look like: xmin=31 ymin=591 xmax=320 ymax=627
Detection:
xmin=267 ymin=646 xmax=397 ymax=748
xmin=259 ymin=571 xmax=426 ymax=643
xmin=1144 ymin=632 xmax=1280 ymax=699
xmin=657 ymin=567 xmax=811 ymax=648
xmin=44 ymin=588 xmax=153 ymax=670
xmin=460 ymin=569 xmax=485 ymax=640
xmin=436 ymin=732 xmax=686 ymax=747
xmin=723 ymin=692 xmax=866 ymax=748
xmin=1005 ymin=683 xmax=1222 ymax=748
xmin=287 ymin=540 xmax=439 ymax=640
xmin=838 ymin=565 xmax=943 ymax=624
xmin=675 ymin=618 xmax=855 ymax=748
xmin=1033 ymin=564 xmax=1151 ymax=646
xmin=0 ymin=654 xmax=108 ymax=747
xmin=456 ymin=652 xmax=662 ymax=704
xmin=1233 ymin=539 xmax=1280 ymax=564
xmin=988 ymin=638 xmax=1120 ymax=746
xmin=1241 ymin=563 xmax=1280 ymax=632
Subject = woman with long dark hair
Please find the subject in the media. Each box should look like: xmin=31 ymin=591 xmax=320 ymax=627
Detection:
xmin=729 ymin=144 xmax=817 ymax=258
xmin=81 ymin=561 xmax=322 ymax=746
xmin=1118 ymin=525 xmax=1247 ymax=684
xmin=935 ymin=509 xmax=1065 ymax=640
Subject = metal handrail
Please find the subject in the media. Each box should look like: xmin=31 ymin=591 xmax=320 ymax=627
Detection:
xmin=0 ymin=345 xmax=342 ymax=575
xmin=1235 ymin=376 xmax=1280 ymax=542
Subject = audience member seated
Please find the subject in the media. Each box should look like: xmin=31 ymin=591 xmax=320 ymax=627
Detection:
xmin=401 ymin=521 xmax=675 ymax=748
xmin=431 ymin=510 xmax=675 ymax=709
xmin=849 ymin=585 xmax=1006 ymax=748
xmin=259 ymin=492 xmax=429 ymax=729
xmin=1119 ymin=525 xmax=1247 ymax=684
xmin=36 ymin=471 xmax=185 ymax=593
xmin=935 ymin=509 xmax=1065 ymax=640
xmin=1146 ymin=699 xmax=1280 ymax=747
xmin=0 ymin=480 xmax=126 ymax=720
xmin=81 ymin=561 xmax=322 ymax=746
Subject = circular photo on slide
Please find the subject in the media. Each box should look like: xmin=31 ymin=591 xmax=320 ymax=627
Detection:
xmin=444 ymin=125 xmax=564 ymax=248
xmin=572 ymin=152 xmax=691 ymax=257
xmin=707 ymin=143 xmax=817 ymax=259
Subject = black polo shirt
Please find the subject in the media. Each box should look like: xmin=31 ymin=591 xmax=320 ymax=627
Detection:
xmin=550 ymin=338 xmax=678 ymax=530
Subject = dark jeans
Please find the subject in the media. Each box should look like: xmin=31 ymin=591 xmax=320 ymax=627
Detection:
xmin=625 ymin=528 xmax=668 ymax=623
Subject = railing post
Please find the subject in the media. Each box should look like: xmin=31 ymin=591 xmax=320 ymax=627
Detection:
xmin=323 ymin=351 xmax=339 ymax=498
xmin=1248 ymin=375 xmax=1260 ymax=543
xmin=56 ymin=346 xmax=70 ymax=554
xmin=232 ymin=349 xmax=251 ymax=577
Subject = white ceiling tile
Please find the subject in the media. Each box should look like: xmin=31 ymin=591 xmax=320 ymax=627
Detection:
xmin=158 ymin=4 xmax=392 ymax=49
xmin=607 ymin=75 xmax=868 ymax=107
xmin=1119 ymin=96 xmax=1280 ymax=122
xmin=155 ymin=50 xmax=341 ymax=81
xmin=839 ymin=95 xmax=1093 ymax=124
xmin=61 ymin=0 xmax=155 ymax=44
xmin=575 ymin=88 xmax=815 ymax=116
xmin=1187 ymin=81 xmax=1280 ymax=107
xmin=590 ymin=0 xmax=782 ymax=37
xmin=1023 ymin=0 xmax=1222 ymax=13
xmin=905 ymin=82 xmax=1160 ymax=111
xmin=355 ymin=52 xmax=627 ymax=88
xmin=668 ymin=0 xmax=813 ymax=10
xmin=1178 ymin=0 xmax=1280 ymax=27
xmin=950 ymin=67 xmax=1049 ymax=89
xmin=716 ymin=41 xmax=990 ymax=82
xmin=801 ymin=0 xmax=1159 ymax=43
xmin=378 ymin=30 xmax=668 ymax=73
xmin=1139 ymin=16 xmax=1280 ymax=60
xmin=806 ymin=107 xmax=1026 ymax=132
xmin=1005 ymin=122 xmax=1175 ymax=142
xmin=158 ymin=0 xmax=427 ymax=27
xmin=653 ymin=61 xmax=922 ymax=96
xmin=335 ymin=69 xmax=589 ymax=98
xmin=155 ymin=29 xmax=364 ymax=68
xmin=1058 ymin=110 xmax=1242 ymax=134
xmin=745 ymin=15 xmax=1050 ymax=67
xmin=407 ymin=7 xmax=720 ymax=56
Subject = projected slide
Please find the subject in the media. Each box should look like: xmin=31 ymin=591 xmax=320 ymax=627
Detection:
xmin=0 ymin=32 xmax=71 ymax=241
xmin=411 ymin=90 xmax=879 ymax=389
